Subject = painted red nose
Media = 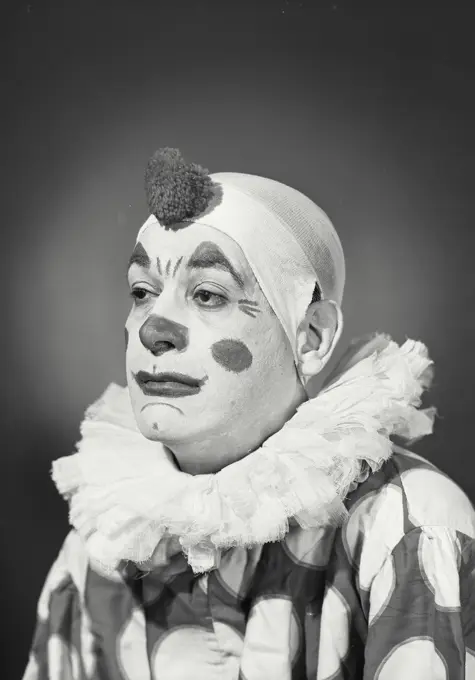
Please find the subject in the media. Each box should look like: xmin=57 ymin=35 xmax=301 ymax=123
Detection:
xmin=139 ymin=315 xmax=189 ymax=355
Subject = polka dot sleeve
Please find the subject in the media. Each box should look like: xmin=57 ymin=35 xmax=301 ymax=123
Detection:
xmin=363 ymin=526 xmax=475 ymax=680
xmin=21 ymin=532 xmax=93 ymax=680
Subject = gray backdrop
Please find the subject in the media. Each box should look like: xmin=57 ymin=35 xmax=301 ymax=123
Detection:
xmin=4 ymin=0 xmax=475 ymax=676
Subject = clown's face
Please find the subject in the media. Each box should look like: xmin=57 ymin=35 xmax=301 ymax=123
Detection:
xmin=126 ymin=222 xmax=305 ymax=472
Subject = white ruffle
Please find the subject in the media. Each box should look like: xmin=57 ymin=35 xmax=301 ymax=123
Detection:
xmin=51 ymin=333 xmax=436 ymax=573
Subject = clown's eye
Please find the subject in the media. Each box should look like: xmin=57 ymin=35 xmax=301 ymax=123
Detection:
xmin=193 ymin=288 xmax=227 ymax=308
xmin=130 ymin=287 xmax=153 ymax=303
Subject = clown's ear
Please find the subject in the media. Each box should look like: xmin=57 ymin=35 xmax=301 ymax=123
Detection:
xmin=297 ymin=300 xmax=343 ymax=379
xmin=145 ymin=147 xmax=214 ymax=227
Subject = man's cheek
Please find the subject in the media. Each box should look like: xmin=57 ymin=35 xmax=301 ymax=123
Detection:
xmin=124 ymin=323 xmax=142 ymax=373
xmin=125 ymin=315 xmax=142 ymax=350
xmin=210 ymin=339 xmax=253 ymax=373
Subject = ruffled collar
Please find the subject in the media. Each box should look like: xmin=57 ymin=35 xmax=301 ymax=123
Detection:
xmin=52 ymin=332 xmax=436 ymax=574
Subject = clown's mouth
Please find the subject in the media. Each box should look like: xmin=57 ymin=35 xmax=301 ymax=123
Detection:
xmin=134 ymin=371 xmax=205 ymax=398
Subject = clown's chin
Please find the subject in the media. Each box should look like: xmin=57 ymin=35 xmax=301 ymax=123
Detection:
xmin=135 ymin=401 xmax=185 ymax=441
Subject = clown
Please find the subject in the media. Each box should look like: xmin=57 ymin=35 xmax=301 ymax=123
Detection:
xmin=23 ymin=149 xmax=475 ymax=679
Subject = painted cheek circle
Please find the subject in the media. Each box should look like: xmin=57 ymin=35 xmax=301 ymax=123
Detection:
xmin=210 ymin=339 xmax=253 ymax=373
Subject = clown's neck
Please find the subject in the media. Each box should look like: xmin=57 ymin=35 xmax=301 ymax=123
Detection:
xmin=164 ymin=396 xmax=305 ymax=475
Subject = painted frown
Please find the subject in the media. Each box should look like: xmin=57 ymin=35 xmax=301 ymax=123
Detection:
xmin=125 ymin=221 xmax=305 ymax=469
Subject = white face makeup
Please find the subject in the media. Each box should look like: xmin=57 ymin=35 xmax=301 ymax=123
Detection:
xmin=125 ymin=222 xmax=306 ymax=472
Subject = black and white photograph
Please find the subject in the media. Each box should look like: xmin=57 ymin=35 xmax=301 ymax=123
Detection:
xmin=4 ymin=1 xmax=475 ymax=678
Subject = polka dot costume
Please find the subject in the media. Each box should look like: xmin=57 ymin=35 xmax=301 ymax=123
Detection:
xmin=22 ymin=447 xmax=475 ymax=679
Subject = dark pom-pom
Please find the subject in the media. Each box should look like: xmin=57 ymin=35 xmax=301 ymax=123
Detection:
xmin=145 ymin=147 xmax=214 ymax=227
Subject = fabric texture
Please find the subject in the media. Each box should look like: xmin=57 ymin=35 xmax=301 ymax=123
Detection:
xmin=23 ymin=448 xmax=475 ymax=680
xmin=136 ymin=171 xmax=345 ymax=365
xmin=23 ymin=327 xmax=475 ymax=678
xmin=51 ymin=333 xmax=435 ymax=574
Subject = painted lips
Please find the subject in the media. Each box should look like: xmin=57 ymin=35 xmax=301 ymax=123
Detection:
xmin=134 ymin=371 xmax=205 ymax=398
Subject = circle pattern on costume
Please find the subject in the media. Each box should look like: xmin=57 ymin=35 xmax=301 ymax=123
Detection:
xmin=283 ymin=525 xmax=334 ymax=568
xmin=368 ymin=554 xmax=396 ymax=625
xmin=317 ymin=585 xmax=350 ymax=679
xmin=38 ymin=556 xmax=70 ymax=621
xmin=239 ymin=597 xmax=300 ymax=678
xmin=375 ymin=638 xmax=448 ymax=680
xmin=418 ymin=529 xmax=461 ymax=609
xmin=401 ymin=468 xmax=475 ymax=536
xmin=466 ymin=650 xmax=475 ymax=676
xmin=117 ymin=608 xmax=152 ymax=680
xmin=80 ymin=607 xmax=97 ymax=679
xmin=212 ymin=622 xmax=244 ymax=668
xmin=342 ymin=485 xmax=404 ymax=589
xmin=47 ymin=634 xmax=80 ymax=680
xmin=151 ymin=625 xmax=233 ymax=679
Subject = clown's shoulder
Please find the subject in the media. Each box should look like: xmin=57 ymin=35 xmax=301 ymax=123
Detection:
xmin=340 ymin=442 xmax=475 ymax=572
xmin=30 ymin=529 xmax=106 ymax=614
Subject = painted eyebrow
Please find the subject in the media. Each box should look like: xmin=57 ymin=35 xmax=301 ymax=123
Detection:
xmin=127 ymin=242 xmax=151 ymax=271
xmin=186 ymin=241 xmax=245 ymax=289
